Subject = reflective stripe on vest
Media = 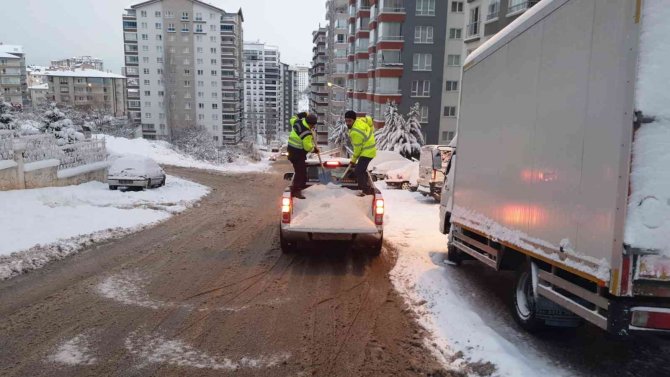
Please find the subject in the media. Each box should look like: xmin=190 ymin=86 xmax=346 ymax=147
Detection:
xmin=351 ymin=125 xmax=375 ymax=148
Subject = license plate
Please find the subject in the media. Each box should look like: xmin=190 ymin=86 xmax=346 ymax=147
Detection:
xmin=119 ymin=180 xmax=134 ymax=184
xmin=312 ymin=233 xmax=351 ymax=241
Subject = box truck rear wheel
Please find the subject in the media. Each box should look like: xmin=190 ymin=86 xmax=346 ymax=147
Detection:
xmin=512 ymin=263 xmax=545 ymax=332
xmin=446 ymin=243 xmax=462 ymax=266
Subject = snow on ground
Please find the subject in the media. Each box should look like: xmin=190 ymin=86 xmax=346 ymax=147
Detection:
xmin=382 ymin=185 xmax=569 ymax=377
xmin=48 ymin=334 xmax=98 ymax=366
xmin=98 ymin=134 xmax=271 ymax=173
xmin=125 ymin=332 xmax=291 ymax=370
xmin=0 ymin=176 xmax=209 ymax=280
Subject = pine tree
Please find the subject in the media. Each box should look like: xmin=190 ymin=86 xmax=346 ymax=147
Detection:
xmin=374 ymin=100 xmax=402 ymax=151
xmin=0 ymin=96 xmax=15 ymax=130
xmin=381 ymin=102 xmax=423 ymax=159
xmin=328 ymin=118 xmax=350 ymax=152
xmin=405 ymin=102 xmax=426 ymax=146
xmin=42 ymin=104 xmax=84 ymax=145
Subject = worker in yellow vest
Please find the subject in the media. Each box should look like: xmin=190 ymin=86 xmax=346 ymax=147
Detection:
xmin=287 ymin=113 xmax=319 ymax=199
xmin=344 ymin=111 xmax=377 ymax=196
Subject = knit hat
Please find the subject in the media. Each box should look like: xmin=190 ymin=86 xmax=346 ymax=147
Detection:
xmin=344 ymin=111 xmax=357 ymax=120
xmin=305 ymin=114 xmax=318 ymax=125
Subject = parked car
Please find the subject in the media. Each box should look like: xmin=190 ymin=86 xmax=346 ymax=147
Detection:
xmin=367 ymin=151 xmax=409 ymax=180
xmin=385 ymin=161 xmax=420 ymax=191
xmin=270 ymin=141 xmax=281 ymax=153
xmin=417 ymin=145 xmax=454 ymax=201
xmin=280 ymin=159 xmax=384 ymax=256
xmin=108 ymin=156 xmax=166 ymax=190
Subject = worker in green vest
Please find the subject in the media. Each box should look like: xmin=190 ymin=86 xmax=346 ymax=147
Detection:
xmin=344 ymin=111 xmax=377 ymax=196
xmin=287 ymin=113 xmax=318 ymax=199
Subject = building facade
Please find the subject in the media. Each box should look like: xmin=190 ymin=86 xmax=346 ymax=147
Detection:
xmin=45 ymin=69 xmax=127 ymax=116
xmin=293 ymin=65 xmax=309 ymax=94
xmin=324 ymin=0 xmax=349 ymax=131
xmin=309 ymin=28 xmax=328 ymax=145
xmin=0 ymin=44 xmax=29 ymax=107
xmin=464 ymin=0 xmax=540 ymax=54
xmin=243 ymin=42 xmax=283 ymax=144
xmin=122 ymin=0 xmax=244 ymax=145
xmin=280 ymin=63 xmax=297 ymax=134
xmin=50 ymin=56 xmax=104 ymax=71
xmin=342 ymin=0 xmax=450 ymax=144
xmin=29 ymin=83 xmax=49 ymax=107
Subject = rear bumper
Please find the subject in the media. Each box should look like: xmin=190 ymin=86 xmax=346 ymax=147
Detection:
xmin=280 ymin=227 xmax=382 ymax=247
xmin=609 ymin=299 xmax=670 ymax=335
xmin=108 ymin=178 xmax=149 ymax=188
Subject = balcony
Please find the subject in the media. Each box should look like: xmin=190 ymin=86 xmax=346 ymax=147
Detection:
xmin=507 ymin=1 xmax=540 ymax=16
xmin=377 ymin=35 xmax=403 ymax=42
xmin=486 ymin=2 xmax=500 ymax=21
xmin=466 ymin=22 xmax=480 ymax=40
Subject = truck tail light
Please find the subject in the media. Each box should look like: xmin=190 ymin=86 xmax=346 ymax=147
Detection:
xmin=281 ymin=196 xmax=291 ymax=224
xmin=631 ymin=307 xmax=670 ymax=330
xmin=325 ymin=160 xmax=341 ymax=168
xmin=374 ymin=198 xmax=384 ymax=225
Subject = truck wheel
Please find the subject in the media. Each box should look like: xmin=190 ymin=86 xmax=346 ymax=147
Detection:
xmin=401 ymin=182 xmax=411 ymax=190
xmin=512 ymin=263 xmax=545 ymax=332
xmin=369 ymin=234 xmax=383 ymax=257
xmin=279 ymin=226 xmax=296 ymax=254
xmin=109 ymin=185 xmax=118 ymax=191
xmin=446 ymin=243 xmax=462 ymax=266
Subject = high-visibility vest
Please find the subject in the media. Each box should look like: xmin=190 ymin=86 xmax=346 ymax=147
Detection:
xmin=287 ymin=117 xmax=315 ymax=152
xmin=350 ymin=117 xmax=376 ymax=162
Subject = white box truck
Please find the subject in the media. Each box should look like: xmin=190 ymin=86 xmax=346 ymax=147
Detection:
xmin=442 ymin=0 xmax=670 ymax=335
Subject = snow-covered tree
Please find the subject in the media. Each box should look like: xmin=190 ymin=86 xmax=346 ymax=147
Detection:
xmin=0 ymin=97 xmax=16 ymax=130
xmin=376 ymin=101 xmax=423 ymax=159
xmin=173 ymin=126 xmax=235 ymax=163
xmin=42 ymin=104 xmax=84 ymax=145
xmin=328 ymin=118 xmax=350 ymax=152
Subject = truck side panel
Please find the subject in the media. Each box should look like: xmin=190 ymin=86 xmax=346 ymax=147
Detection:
xmin=454 ymin=0 xmax=637 ymax=277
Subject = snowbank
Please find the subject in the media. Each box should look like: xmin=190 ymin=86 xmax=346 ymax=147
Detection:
xmin=98 ymin=135 xmax=270 ymax=173
xmin=625 ymin=0 xmax=670 ymax=256
xmin=383 ymin=186 xmax=569 ymax=377
xmin=0 ymin=176 xmax=209 ymax=280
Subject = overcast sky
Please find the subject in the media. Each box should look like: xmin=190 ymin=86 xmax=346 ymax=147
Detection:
xmin=0 ymin=0 xmax=325 ymax=73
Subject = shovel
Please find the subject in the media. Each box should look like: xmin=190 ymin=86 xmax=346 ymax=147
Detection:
xmin=338 ymin=162 xmax=353 ymax=185
xmin=315 ymin=149 xmax=333 ymax=184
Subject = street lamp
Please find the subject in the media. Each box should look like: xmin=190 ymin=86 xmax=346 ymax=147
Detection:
xmin=327 ymin=82 xmax=346 ymax=90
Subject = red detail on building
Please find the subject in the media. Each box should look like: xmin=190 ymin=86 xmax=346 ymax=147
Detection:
xmin=373 ymin=94 xmax=402 ymax=104
xmin=355 ymin=52 xmax=369 ymax=59
xmin=376 ymin=41 xmax=404 ymax=50
xmin=375 ymin=68 xmax=403 ymax=78
xmin=377 ymin=13 xmax=406 ymax=23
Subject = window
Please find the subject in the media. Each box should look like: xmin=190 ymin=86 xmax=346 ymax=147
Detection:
xmin=508 ymin=0 xmax=531 ymax=15
xmin=198 ymin=103 xmax=204 ymax=109
xmin=144 ymin=91 xmax=151 ymax=96
xmin=467 ymin=7 xmax=480 ymax=38
xmin=414 ymin=26 xmax=434 ymax=44
xmin=210 ymin=47 xmax=217 ymax=53
xmin=141 ymin=34 xmax=148 ymax=40
xmin=447 ymin=54 xmax=461 ymax=66
xmin=446 ymin=80 xmax=459 ymax=91
xmin=211 ymin=70 xmax=217 ymax=76
xmin=157 ymin=68 xmax=163 ymax=74
xmin=157 ymin=57 xmax=163 ymax=64
xmin=156 ymin=46 xmax=163 ymax=53
xmin=211 ymin=92 xmax=218 ymax=98
xmin=198 ymin=114 xmax=205 ymax=120
xmin=181 ymin=23 xmax=189 ymax=32
xmin=416 ymin=0 xmax=436 ymax=16
xmin=167 ymin=23 xmax=175 ymax=32
xmin=420 ymin=106 xmax=429 ymax=122
xmin=143 ymin=80 xmax=150 ymax=85
xmin=443 ymin=106 xmax=457 ymax=117
xmin=197 ymin=47 xmax=203 ymax=53
xmin=197 ymin=58 xmax=204 ymax=65
xmin=155 ymin=22 xmax=162 ymax=30
xmin=210 ymin=36 xmax=217 ymax=43
xmin=449 ymin=28 xmax=462 ymax=39
xmin=442 ymin=131 xmax=455 ymax=141
xmin=198 ymin=80 xmax=204 ymax=87
xmin=185 ymin=114 xmax=191 ymax=121
xmin=142 ymin=57 xmax=149 ymax=63
xmin=212 ymin=114 xmax=219 ymax=121
xmin=141 ymin=22 xmax=148 ymax=29
xmin=195 ymin=24 xmax=203 ymax=33
xmin=156 ymin=34 xmax=162 ymax=41
xmin=197 ymin=69 xmax=203 ymax=75
xmin=183 ymin=47 xmax=190 ymax=54
xmin=487 ymin=0 xmax=500 ymax=20
xmin=411 ymin=80 xmax=431 ymax=97
xmin=182 ymin=12 xmax=189 ymax=20
xmin=142 ymin=45 xmax=149 ymax=52
xmin=143 ymin=68 xmax=150 ymax=74
xmin=212 ymin=103 xmax=218 ymax=109
xmin=140 ymin=10 xmax=147 ymax=17
xmin=184 ymin=69 xmax=190 ymax=75
xmin=184 ymin=80 xmax=191 ymax=87
xmin=144 ymin=101 xmax=151 ymax=107
xmin=155 ymin=11 xmax=161 ymax=17
xmin=210 ymin=25 xmax=217 ymax=32
xmin=211 ymin=59 xmax=217 ymax=65
xmin=451 ymin=1 xmax=464 ymax=13
xmin=413 ymin=53 xmax=432 ymax=71
xmin=158 ymin=91 xmax=164 ymax=96
xmin=165 ymin=10 xmax=174 ymax=18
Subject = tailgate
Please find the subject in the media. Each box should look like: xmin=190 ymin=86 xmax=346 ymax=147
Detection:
xmin=289 ymin=185 xmax=378 ymax=234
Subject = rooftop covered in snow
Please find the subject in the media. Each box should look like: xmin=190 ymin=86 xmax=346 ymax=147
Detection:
xmin=44 ymin=69 xmax=125 ymax=79
xmin=0 ymin=44 xmax=24 ymax=55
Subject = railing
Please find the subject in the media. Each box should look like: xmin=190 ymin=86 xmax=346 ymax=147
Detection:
xmin=0 ymin=134 xmax=13 ymax=160
xmin=379 ymin=7 xmax=405 ymax=13
xmin=22 ymin=134 xmax=63 ymax=164
xmin=507 ymin=1 xmax=538 ymax=15
xmin=487 ymin=2 xmax=500 ymax=20
xmin=377 ymin=35 xmax=404 ymax=41
xmin=466 ymin=22 xmax=480 ymax=38
xmin=59 ymin=139 xmax=107 ymax=170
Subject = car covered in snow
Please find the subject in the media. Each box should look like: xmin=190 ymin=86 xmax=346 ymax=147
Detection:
xmin=367 ymin=151 xmax=410 ymax=181
xmin=385 ymin=161 xmax=420 ymax=191
xmin=279 ymin=159 xmax=384 ymax=255
xmin=108 ymin=156 xmax=166 ymax=190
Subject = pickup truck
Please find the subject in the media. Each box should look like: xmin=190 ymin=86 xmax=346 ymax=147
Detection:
xmin=443 ymin=0 xmax=670 ymax=335
xmin=280 ymin=159 xmax=384 ymax=255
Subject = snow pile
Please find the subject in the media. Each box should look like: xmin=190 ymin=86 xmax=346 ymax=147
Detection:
xmin=626 ymin=0 xmax=670 ymax=256
xmin=125 ymin=332 xmax=291 ymax=370
xmin=0 ymin=176 xmax=209 ymax=280
xmin=453 ymin=206 xmax=610 ymax=281
xmin=49 ymin=334 xmax=98 ymax=366
xmin=383 ymin=187 xmax=570 ymax=376
xmin=289 ymin=184 xmax=377 ymax=233
xmin=98 ymin=134 xmax=270 ymax=173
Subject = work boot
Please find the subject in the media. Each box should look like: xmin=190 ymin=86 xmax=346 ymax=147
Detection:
xmin=293 ymin=191 xmax=306 ymax=199
xmin=356 ymin=191 xmax=366 ymax=197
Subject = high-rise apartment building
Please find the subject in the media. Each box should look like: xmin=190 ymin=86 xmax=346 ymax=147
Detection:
xmin=280 ymin=63 xmax=297 ymax=134
xmin=0 ymin=44 xmax=29 ymax=107
xmin=122 ymin=0 xmax=244 ymax=145
xmin=324 ymin=0 xmax=349 ymax=129
xmin=50 ymin=56 xmax=104 ymax=71
xmin=293 ymin=65 xmax=310 ymax=94
xmin=243 ymin=42 xmax=283 ymax=144
xmin=463 ymin=0 xmax=540 ymax=54
xmin=44 ymin=69 xmax=127 ymax=116
xmin=343 ymin=0 xmax=450 ymax=144
xmin=309 ymin=28 xmax=329 ymax=145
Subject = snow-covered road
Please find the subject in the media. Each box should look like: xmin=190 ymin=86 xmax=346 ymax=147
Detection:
xmin=382 ymin=185 xmax=670 ymax=377
xmin=0 ymin=176 xmax=209 ymax=280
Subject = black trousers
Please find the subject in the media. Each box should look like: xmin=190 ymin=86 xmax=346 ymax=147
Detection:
xmin=355 ymin=156 xmax=373 ymax=194
xmin=288 ymin=149 xmax=307 ymax=193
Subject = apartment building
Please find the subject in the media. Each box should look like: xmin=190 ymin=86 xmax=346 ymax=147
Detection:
xmin=122 ymin=0 xmax=244 ymax=145
xmin=309 ymin=28 xmax=329 ymax=145
xmin=243 ymin=42 xmax=283 ymax=144
xmin=324 ymin=0 xmax=349 ymax=129
xmin=293 ymin=65 xmax=310 ymax=94
xmin=463 ymin=0 xmax=540 ymax=54
xmin=50 ymin=56 xmax=104 ymax=71
xmin=343 ymin=0 xmax=450 ymax=144
xmin=280 ymin=63 xmax=298 ymax=133
xmin=44 ymin=69 xmax=127 ymax=116
xmin=0 ymin=44 xmax=29 ymax=107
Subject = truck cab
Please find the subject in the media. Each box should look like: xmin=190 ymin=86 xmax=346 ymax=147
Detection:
xmin=279 ymin=159 xmax=384 ymax=255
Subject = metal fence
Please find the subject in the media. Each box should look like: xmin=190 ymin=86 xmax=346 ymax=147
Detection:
xmin=0 ymin=137 xmax=13 ymax=160
xmin=59 ymin=139 xmax=107 ymax=170
xmin=22 ymin=134 xmax=64 ymax=164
